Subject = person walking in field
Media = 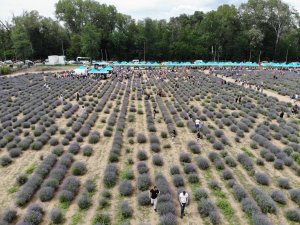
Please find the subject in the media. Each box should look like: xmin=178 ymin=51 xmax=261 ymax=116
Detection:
xmin=171 ymin=129 xmax=177 ymax=143
xmin=149 ymin=186 xmax=160 ymax=212
xmin=76 ymin=92 xmax=80 ymax=101
xmin=153 ymin=108 xmax=158 ymax=119
xmin=59 ymin=94 xmax=64 ymax=104
xmin=196 ymin=132 xmax=202 ymax=142
xmin=179 ymin=190 xmax=189 ymax=218
xmin=195 ymin=118 xmax=203 ymax=132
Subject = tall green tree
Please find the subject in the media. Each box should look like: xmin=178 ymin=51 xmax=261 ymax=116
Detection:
xmin=11 ymin=24 xmax=32 ymax=60
xmin=80 ymin=23 xmax=101 ymax=59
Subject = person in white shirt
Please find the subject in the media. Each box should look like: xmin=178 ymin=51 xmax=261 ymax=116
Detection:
xmin=195 ymin=119 xmax=203 ymax=131
xmin=179 ymin=191 xmax=189 ymax=218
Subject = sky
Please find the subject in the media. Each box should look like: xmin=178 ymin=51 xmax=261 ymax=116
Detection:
xmin=0 ymin=0 xmax=300 ymax=22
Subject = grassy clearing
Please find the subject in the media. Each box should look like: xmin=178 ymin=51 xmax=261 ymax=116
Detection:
xmin=241 ymin=147 xmax=255 ymax=158
xmin=25 ymin=163 xmax=36 ymax=174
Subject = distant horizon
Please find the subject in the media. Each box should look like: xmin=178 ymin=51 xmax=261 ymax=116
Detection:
xmin=1 ymin=0 xmax=300 ymax=22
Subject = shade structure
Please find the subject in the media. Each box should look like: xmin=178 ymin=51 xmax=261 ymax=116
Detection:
xmin=79 ymin=65 xmax=86 ymax=69
xmin=104 ymin=66 xmax=113 ymax=71
xmin=99 ymin=68 xmax=109 ymax=74
xmin=88 ymin=68 xmax=101 ymax=73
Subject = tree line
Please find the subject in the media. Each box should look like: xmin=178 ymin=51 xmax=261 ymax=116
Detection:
xmin=0 ymin=0 xmax=299 ymax=62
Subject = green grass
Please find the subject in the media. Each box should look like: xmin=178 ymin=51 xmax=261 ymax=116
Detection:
xmin=70 ymin=211 xmax=84 ymax=225
xmin=25 ymin=163 xmax=36 ymax=174
xmin=241 ymin=147 xmax=255 ymax=158
xmin=8 ymin=185 xmax=19 ymax=194
xmin=120 ymin=168 xmax=134 ymax=180
xmin=97 ymin=124 xmax=104 ymax=129
xmin=217 ymin=199 xmax=234 ymax=217
xmin=58 ymin=202 xmax=71 ymax=211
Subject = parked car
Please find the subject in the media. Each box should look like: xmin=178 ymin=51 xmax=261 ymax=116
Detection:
xmin=4 ymin=60 xmax=13 ymax=65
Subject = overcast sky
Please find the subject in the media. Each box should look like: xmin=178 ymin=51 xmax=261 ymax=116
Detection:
xmin=1 ymin=0 xmax=300 ymax=22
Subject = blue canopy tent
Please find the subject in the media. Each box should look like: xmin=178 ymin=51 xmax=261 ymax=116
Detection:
xmin=88 ymin=68 xmax=102 ymax=73
xmin=104 ymin=66 xmax=113 ymax=71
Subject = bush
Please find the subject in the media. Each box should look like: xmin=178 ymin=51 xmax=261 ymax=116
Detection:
xmin=197 ymin=198 xmax=217 ymax=217
xmin=285 ymin=209 xmax=300 ymax=222
xmin=255 ymin=172 xmax=270 ymax=186
xmin=152 ymin=154 xmax=163 ymax=166
xmin=215 ymin=159 xmax=225 ymax=170
xmin=49 ymin=138 xmax=59 ymax=146
xmin=93 ymin=213 xmax=111 ymax=225
xmin=9 ymin=148 xmax=22 ymax=158
xmin=251 ymin=188 xmax=277 ymax=214
xmin=271 ymin=190 xmax=287 ymax=205
xmin=16 ymin=174 xmax=28 ymax=186
xmin=137 ymin=133 xmax=147 ymax=143
xmin=50 ymin=208 xmax=64 ymax=224
xmin=23 ymin=210 xmax=43 ymax=225
xmin=209 ymin=180 xmax=221 ymax=190
xmin=252 ymin=213 xmax=272 ymax=225
xmin=188 ymin=173 xmax=199 ymax=184
xmin=274 ymin=159 xmax=284 ymax=170
xmin=188 ymin=141 xmax=201 ymax=154
xmin=179 ymin=153 xmax=191 ymax=163
xmin=0 ymin=156 xmax=12 ymax=167
xmin=237 ymin=153 xmax=254 ymax=171
xmin=278 ymin=178 xmax=291 ymax=189
xmin=72 ymin=161 xmax=87 ymax=176
xmin=31 ymin=141 xmax=43 ymax=150
xmin=225 ymin=156 xmax=237 ymax=167
xmin=290 ymin=189 xmax=300 ymax=206
xmin=120 ymin=201 xmax=133 ymax=218
xmin=38 ymin=186 xmax=55 ymax=202
xmin=103 ymin=164 xmax=118 ymax=188
xmin=127 ymin=128 xmax=135 ymax=137
xmin=161 ymin=131 xmax=168 ymax=139
xmin=256 ymin=158 xmax=265 ymax=166
xmin=194 ymin=188 xmax=208 ymax=201
xmin=137 ymin=174 xmax=151 ymax=191
xmin=82 ymin=145 xmax=93 ymax=156
xmin=241 ymin=197 xmax=261 ymax=216
xmin=2 ymin=209 xmax=17 ymax=223
xmin=85 ymin=180 xmax=96 ymax=193
xmin=68 ymin=142 xmax=80 ymax=155
xmin=222 ymin=169 xmax=234 ymax=180
xmin=137 ymin=150 xmax=148 ymax=161
xmin=150 ymin=143 xmax=161 ymax=153
xmin=59 ymin=190 xmax=74 ymax=203
xmin=170 ymin=165 xmax=180 ymax=175
xmin=213 ymin=141 xmax=224 ymax=150
xmin=138 ymin=191 xmax=151 ymax=206
xmin=233 ymin=184 xmax=248 ymax=202
xmin=160 ymin=213 xmax=177 ymax=225
xmin=88 ymin=131 xmax=100 ymax=144
xmin=172 ymin=174 xmax=185 ymax=187
xmin=183 ymin=163 xmax=197 ymax=174
xmin=137 ymin=162 xmax=149 ymax=174
xmin=78 ymin=193 xmax=92 ymax=209
xmin=119 ymin=181 xmax=133 ymax=196
xmin=52 ymin=146 xmax=64 ymax=156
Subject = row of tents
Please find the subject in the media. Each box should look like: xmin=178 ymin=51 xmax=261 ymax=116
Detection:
xmin=74 ymin=61 xmax=300 ymax=74
xmin=74 ymin=65 xmax=113 ymax=74
xmin=111 ymin=61 xmax=300 ymax=68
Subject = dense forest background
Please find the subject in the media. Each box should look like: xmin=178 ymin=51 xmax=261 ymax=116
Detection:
xmin=0 ymin=0 xmax=300 ymax=62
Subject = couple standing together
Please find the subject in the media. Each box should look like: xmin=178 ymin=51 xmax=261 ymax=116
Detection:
xmin=149 ymin=186 xmax=189 ymax=219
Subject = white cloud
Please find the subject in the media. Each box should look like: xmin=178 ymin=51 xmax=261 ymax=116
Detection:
xmin=0 ymin=0 xmax=299 ymax=22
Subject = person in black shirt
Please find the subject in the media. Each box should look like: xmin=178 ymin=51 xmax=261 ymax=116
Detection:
xmin=279 ymin=111 xmax=284 ymax=118
xmin=149 ymin=186 xmax=160 ymax=211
